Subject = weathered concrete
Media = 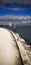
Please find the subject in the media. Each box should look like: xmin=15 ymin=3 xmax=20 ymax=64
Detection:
xmin=0 ymin=28 xmax=22 ymax=65
xmin=11 ymin=31 xmax=31 ymax=65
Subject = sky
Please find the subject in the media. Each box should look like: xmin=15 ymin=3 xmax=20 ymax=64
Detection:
xmin=0 ymin=2 xmax=31 ymax=25
xmin=0 ymin=3 xmax=31 ymax=16
xmin=0 ymin=0 xmax=31 ymax=4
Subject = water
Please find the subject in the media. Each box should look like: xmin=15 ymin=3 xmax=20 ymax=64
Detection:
xmin=16 ymin=25 xmax=31 ymax=45
xmin=10 ymin=25 xmax=31 ymax=45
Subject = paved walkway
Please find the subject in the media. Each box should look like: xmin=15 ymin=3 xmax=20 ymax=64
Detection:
xmin=0 ymin=28 xmax=22 ymax=65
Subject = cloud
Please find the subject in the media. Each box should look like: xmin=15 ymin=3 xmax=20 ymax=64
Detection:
xmin=0 ymin=0 xmax=31 ymax=4
xmin=0 ymin=15 xmax=31 ymax=25
xmin=0 ymin=15 xmax=31 ymax=20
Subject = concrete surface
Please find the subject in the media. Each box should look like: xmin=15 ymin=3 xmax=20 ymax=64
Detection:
xmin=0 ymin=28 xmax=22 ymax=65
xmin=11 ymin=31 xmax=31 ymax=65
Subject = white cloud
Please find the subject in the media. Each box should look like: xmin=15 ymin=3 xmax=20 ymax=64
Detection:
xmin=0 ymin=15 xmax=31 ymax=20
xmin=0 ymin=15 xmax=31 ymax=25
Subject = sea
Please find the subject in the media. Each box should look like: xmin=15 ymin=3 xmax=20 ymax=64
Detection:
xmin=11 ymin=25 xmax=31 ymax=45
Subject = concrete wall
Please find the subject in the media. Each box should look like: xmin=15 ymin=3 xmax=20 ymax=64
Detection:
xmin=11 ymin=31 xmax=31 ymax=65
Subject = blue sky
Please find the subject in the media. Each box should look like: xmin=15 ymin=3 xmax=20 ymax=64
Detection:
xmin=0 ymin=8 xmax=31 ymax=16
xmin=0 ymin=3 xmax=31 ymax=25
xmin=0 ymin=3 xmax=31 ymax=16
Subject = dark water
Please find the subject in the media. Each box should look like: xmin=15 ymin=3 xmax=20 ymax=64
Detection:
xmin=16 ymin=25 xmax=31 ymax=45
xmin=0 ymin=25 xmax=31 ymax=45
xmin=8 ymin=25 xmax=31 ymax=45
